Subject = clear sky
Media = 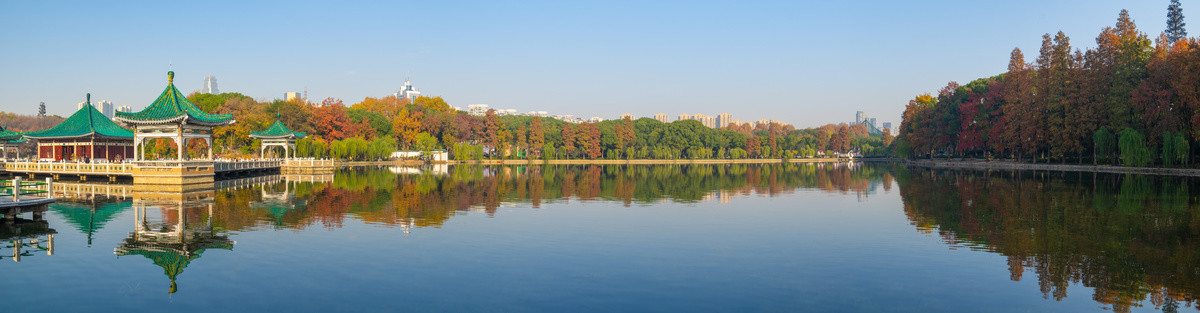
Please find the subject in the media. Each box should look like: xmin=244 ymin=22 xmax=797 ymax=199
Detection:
xmin=0 ymin=0 xmax=1178 ymax=128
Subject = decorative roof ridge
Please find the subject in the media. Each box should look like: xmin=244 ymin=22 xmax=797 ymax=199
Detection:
xmin=23 ymin=93 xmax=134 ymax=140
xmin=114 ymin=71 xmax=234 ymax=126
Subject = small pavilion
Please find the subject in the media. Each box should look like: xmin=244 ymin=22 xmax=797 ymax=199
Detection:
xmin=23 ymin=94 xmax=135 ymax=162
xmin=249 ymin=118 xmax=305 ymax=159
xmin=0 ymin=125 xmax=22 ymax=161
xmin=114 ymin=71 xmax=235 ymax=161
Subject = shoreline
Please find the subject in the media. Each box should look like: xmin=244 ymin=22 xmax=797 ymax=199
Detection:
xmin=906 ymin=159 xmax=1200 ymax=177
xmin=334 ymin=158 xmax=859 ymax=167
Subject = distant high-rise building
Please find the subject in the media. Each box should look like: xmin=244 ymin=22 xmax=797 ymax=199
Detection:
xmin=693 ymin=114 xmax=716 ymax=128
xmin=117 ymin=105 xmax=133 ymax=114
xmin=717 ymin=113 xmax=733 ymax=128
xmin=654 ymin=113 xmax=669 ymax=123
xmin=202 ymin=75 xmax=219 ymax=94
xmin=678 ymin=114 xmax=692 ymax=121
xmin=394 ymin=78 xmax=421 ymax=102
xmin=882 ymin=122 xmax=892 ymax=132
xmin=620 ymin=113 xmax=633 ymax=120
xmin=285 ymin=92 xmax=303 ymax=102
xmin=98 ymin=100 xmax=114 ymax=119
xmin=78 ymin=99 xmax=114 ymax=119
xmin=855 ymin=111 xmax=865 ymax=125
xmin=867 ymin=118 xmax=877 ymax=129
xmin=589 ymin=117 xmax=604 ymax=123
xmin=468 ymin=104 xmax=490 ymax=116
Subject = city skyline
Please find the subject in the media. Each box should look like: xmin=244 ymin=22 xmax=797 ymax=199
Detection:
xmin=0 ymin=1 xmax=1174 ymax=128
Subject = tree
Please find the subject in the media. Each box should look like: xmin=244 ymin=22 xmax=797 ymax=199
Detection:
xmin=1094 ymin=128 xmax=1117 ymax=165
xmin=1118 ymin=128 xmax=1151 ymax=167
xmin=392 ymin=109 xmax=421 ymax=149
xmin=1168 ymin=0 xmax=1187 ymax=42
xmin=37 ymin=102 xmax=45 ymax=118
xmin=617 ymin=117 xmax=635 ymax=158
xmin=584 ymin=122 xmax=602 ymax=159
xmin=529 ymin=117 xmax=545 ymax=159
xmin=413 ymin=132 xmax=439 ymax=154
xmin=882 ymin=127 xmax=894 ymax=147
xmin=312 ymin=98 xmax=355 ymax=141
xmin=485 ymin=109 xmax=501 ymax=158
xmin=768 ymin=122 xmax=779 ymax=157
xmin=561 ymin=123 xmax=577 ymax=158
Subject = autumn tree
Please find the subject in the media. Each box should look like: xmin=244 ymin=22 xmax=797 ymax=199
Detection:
xmin=485 ymin=109 xmax=501 ymax=158
xmin=584 ymin=122 xmax=602 ymax=159
xmin=561 ymin=123 xmax=577 ymax=158
xmin=617 ymin=117 xmax=636 ymax=158
xmin=529 ymin=117 xmax=545 ymax=159
xmin=392 ymin=109 xmax=421 ymax=149
xmin=313 ymin=98 xmax=355 ymax=141
xmin=768 ymin=122 xmax=779 ymax=157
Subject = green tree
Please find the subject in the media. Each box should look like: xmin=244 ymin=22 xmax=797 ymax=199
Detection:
xmin=1094 ymin=128 xmax=1117 ymax=165
xmin=1118 ymin=128 xmax=1151 ymax=167
xmin=414 ymin=132 xmax=440 ymax=155
xmin=1168 ymin=0 xmax=1187 ymax=42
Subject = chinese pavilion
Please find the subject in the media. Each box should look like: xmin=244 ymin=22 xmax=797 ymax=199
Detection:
xmin=114 ymin=71 xmax=234 ymax=161
xmin=23 ymin=94 xmax=135 ymax=162
xmin=0 ymin=125 xmax=22 ymax=161
xmin=249 ymin=118 xmax=305 ymax=159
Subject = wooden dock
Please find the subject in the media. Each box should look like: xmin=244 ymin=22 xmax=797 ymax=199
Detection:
xmin=1 ymin=177 xmax=57 ymax=233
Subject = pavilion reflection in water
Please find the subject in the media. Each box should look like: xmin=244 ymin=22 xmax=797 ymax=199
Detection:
xmin=114 ymin=190 xmax=233 ymax=294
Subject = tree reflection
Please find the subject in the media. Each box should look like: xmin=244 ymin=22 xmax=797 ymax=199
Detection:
xmin=897 ymin=168 xmax=1200 ymax=312
xmin=209 ymin=163 xmax=890 ymax=232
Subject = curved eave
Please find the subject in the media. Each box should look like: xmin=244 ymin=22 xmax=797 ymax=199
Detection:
xmin=113 ymin=116 xmax=235 ymax=127
xmin=249 ymin=134 xmax=303 ymax=140
xmin=23 ymin=131 xmax=133 ymax=141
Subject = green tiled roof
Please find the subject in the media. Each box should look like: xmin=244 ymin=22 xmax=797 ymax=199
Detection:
xmin=114 ymin=71 xmax=234 ymax=127
xmin=0 ymin=125 xmax=21 ymax=141
xmin=249 ymin=120 xmax=306 ymax=139
xmin=24 ymin=94 xmax=135 ymax=140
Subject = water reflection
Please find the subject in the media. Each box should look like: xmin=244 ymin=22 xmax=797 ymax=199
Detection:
xmin=897 ymin=167 xmax=1200 ymax=312
xmin=1 ymin=217 xmax=55 ymax=262
xmin=115 ymin=197 xmax=232 ymax=294
xmin=27 ymin=163 xmax=1199 ymax=312
xmin=207 ymin=163 xmax=886 ymax=231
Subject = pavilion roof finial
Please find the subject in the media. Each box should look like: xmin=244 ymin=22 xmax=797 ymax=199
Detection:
xmin=168 ymin=71 xmax=174 ymax=84
xmin=86 ymin=93 xmax=91 ymax=104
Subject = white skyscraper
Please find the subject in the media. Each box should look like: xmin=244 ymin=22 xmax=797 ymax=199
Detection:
xmin=202 ymin=75 xmax=219 ymax=94
xmin=394 ymin=78 xmax=421 ymax=102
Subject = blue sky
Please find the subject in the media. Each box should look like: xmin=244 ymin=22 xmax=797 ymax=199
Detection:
xmin=0 ymin=0 xmax=1176 ymax=128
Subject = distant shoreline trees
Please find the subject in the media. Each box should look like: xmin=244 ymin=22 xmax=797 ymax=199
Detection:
xmin=176 ymin=92 xmax=890 ymax=161
xmin=896 ymin=7 xmax=1200 ymax=168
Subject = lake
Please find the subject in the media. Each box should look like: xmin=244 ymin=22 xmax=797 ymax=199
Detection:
xmin=3 ymin=163 xmax=1197 ymax=312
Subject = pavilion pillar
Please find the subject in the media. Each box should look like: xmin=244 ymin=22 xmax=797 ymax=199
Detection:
xmin=206 ymin=138 xmax=213 ymax=160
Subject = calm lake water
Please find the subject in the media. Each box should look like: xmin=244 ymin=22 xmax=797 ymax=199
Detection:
xmin=3 ymin=163 xmax=1198 ymax=312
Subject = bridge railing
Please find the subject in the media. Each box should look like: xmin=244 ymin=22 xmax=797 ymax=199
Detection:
xmin=0 ymin=177 xmax=54 ymax=202
xmin=4 ymin=161 xmax=134 ymax=174
xmin=284 ymin=158 xmax=335 ymax=167
xmin=213 ymin=159 xmax=283 ymax=172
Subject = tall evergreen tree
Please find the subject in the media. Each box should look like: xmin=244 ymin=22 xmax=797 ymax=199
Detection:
xmin=37 ymin=102 xmax=45 ymax=117
xmin=1168 ymin=0 xmax=1187 ymax=42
